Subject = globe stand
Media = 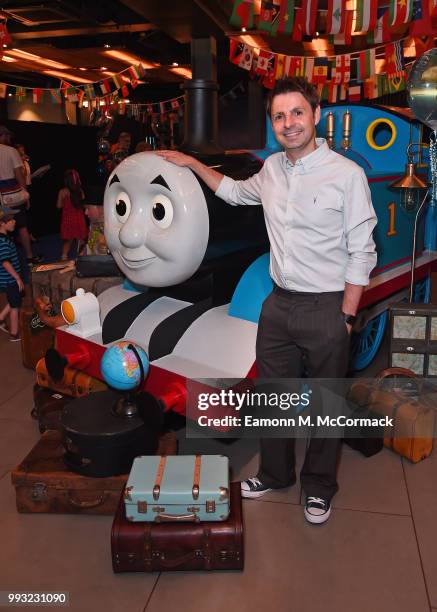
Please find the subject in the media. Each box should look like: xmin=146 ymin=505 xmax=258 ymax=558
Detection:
xmin=112 ymin=391 xmax=139 ymax=418
xmin=108 ymin=343 xmax=146 ymax=419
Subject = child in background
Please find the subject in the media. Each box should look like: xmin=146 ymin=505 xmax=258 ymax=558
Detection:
xmin=56 ymin=169 xmax=88 ymax=260
xmin=0 ymin=208 xmax=24 ymax=342
xmin=83 ymin=185 xmax=107 ymax=255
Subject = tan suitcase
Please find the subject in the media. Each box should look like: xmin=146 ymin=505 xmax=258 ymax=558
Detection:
xmin=11 ymin=430 xmax=178 ymax=515
xmin=348 ymin=368 xmax=435 ymax=463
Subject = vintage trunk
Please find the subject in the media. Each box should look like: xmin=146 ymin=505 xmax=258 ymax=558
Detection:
xmin=32 ymin=385 xmax=72 ymax=433
xmin=20 ymin=307 xmax=55 ymax=370
xmin=348 ymin=368 xmax=435 ymax=462
xmin=111 ymin=481 xmax=243 ymax=572
xmin=125 ymin=455 xmax=229 ymax=522
xmin=11 ymin=430 xmax=177 ymax=515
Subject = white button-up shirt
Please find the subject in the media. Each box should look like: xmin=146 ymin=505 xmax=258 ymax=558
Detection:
xmin=215 ymin=138 xmax=377 ymax=292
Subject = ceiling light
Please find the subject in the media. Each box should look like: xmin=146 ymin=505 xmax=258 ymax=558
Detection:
xmin=242 ymin=27 xmax=247 ymax=32
xmin=2 ymin=44 xmax=7 ymax=48
xmin=43 ymin=70 xmax=94 ymax=83
xmin=8 ymin=93 xmax=12 ymax=97
xmin=104 ymin=44 xmax=111 ymax=49
xmin=8 ymin=48 xmax=70 ymax=69
xmin=100 ymin=66 xmax=107 ymax=70
xmin=103 ymin=49 xmax=159 ymax=68
xmin=169 ymin=66 xmax=192 ymax=79
xmin=172 ymin=62 xmax=179 ymax=66
xmin=79 ymin=67 xmax=87 ymax=71
xmin=101 ymin=71 xmax=131 ymax=83
xmin=2 ymin=56 xmax=17 ymax=62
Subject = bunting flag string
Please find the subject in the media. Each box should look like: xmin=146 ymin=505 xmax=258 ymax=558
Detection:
xmin=227 ymin=33 xmax=427 ymax=101
xmin=229 ymin=0 xmax=420 ymax=38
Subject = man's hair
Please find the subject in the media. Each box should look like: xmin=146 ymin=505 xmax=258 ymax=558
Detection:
xmin=266 ymin=77 xmax=320 ymax=116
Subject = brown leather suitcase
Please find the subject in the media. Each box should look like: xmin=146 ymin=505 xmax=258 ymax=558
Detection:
xmin=11 ymin=430 xmax=178 ymax=515
xmin=35 ymin=359 xmax=107 ymax=398
xmin=19 ymin=307 xmax=55 ymax=370
xmin=348 ymin=368 xmax=435 ymax=463
xmin=31 ymin=384 xmax=72 ymax=433
xmin=111 ymin=482 xmax=244 ymax=572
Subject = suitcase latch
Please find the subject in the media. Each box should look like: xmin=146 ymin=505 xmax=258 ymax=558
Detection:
xmin=152 ymin=506 xmax=165 ymax=513
xmin=124 ymin=486 xmax=133 ymax=502
xmin=219 ymin=487 xmax=229 ymax=501
xmin=137 ymin=500 xmax=148 ymax=513
xmin=206 ymin=500 xmax=216 ymax=513
xmin=31 ymin=482 xmax=47 ymax=501
xmin=187 ymin=506 xmax=200 ymax=513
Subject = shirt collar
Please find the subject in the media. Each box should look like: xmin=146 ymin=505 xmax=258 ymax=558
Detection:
xmin=282 ymin=138 xmax=330 ymax=171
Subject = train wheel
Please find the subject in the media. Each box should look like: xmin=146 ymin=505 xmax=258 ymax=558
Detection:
xmin=413 ymin=275 xmax=431 ymax=303
xmin=350 ymin=310 xmax=388 ymax=371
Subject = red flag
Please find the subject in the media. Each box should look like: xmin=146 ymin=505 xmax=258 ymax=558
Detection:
xmin=292 ymin=7 xmax=303 ymax=41
xmin=301 ymin=0 xmax=318 ymax=35
xmin=255 ymin=49 xmax=274 ymax=75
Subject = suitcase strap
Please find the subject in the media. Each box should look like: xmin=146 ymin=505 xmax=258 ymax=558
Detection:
xmin=153 ymin=456 xmax=167 ymax=501
xmin=192 ymin=455 xmax=201 ymax=500
xmin=152 ymin=455 xmax=202 ymax=501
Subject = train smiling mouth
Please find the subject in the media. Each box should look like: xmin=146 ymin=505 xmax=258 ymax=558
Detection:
xmin=119 ymin=254 xmax=156 ymax=268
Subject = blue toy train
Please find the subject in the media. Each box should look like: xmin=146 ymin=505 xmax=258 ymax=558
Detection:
xmin=52 ymin=103 xmax=437 ymax=414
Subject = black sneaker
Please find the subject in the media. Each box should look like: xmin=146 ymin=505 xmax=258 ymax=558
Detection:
xmin=304 ymin=496 xmax=331 ymax=524
xmin=241 ymin=477 xmax=272 ymax=499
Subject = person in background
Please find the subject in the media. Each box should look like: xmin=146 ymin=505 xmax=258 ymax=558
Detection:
xmin=56 ymin=169 xmax=88 ymax=260
xmin=0 ymin=208 xmax=24 ymax=342
xmin=15 ymin=143 xmax=36 ymax=242
xmin=83 ymin=185 xmax=107 ymax=255
xmin=134 ymin=141 xmax=153 ymax=153
xmin=0 ymin=126 xmax=38 ymax=265
xmin=110 ymin=132 xmax=131 ymax=155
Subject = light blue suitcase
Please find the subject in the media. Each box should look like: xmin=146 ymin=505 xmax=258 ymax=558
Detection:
xmin=124 ymin=455 xmax=230 ymax=522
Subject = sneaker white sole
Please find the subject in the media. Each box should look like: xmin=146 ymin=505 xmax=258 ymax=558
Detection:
xmin=241 ymin=487 xmax=272 ymax=499
xmin=304 ymin=506 xmax=331 ymax=524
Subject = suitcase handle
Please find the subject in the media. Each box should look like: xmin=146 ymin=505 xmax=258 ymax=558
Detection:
xmin=154 ymin=512 xmax=200 ymax=523
xmin=376 ymin=367 xmax=419 ymax=381
xmin=67 ymin=492 xmax=107 ymax=509
xmin=376 ymin=368 xmax=422 ymax=393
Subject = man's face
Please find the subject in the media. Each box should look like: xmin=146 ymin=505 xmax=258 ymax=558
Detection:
xmin=270 ymin=92 xmax=320 ymax=159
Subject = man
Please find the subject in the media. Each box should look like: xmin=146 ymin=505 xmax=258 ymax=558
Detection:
xmin=157 ymin=77 xmax=377 ymax=525
xmin=0 ymin=126 xmax=39 ymax=264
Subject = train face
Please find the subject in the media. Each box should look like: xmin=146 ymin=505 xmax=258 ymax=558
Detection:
xmin=104 ymin=152 xmax=210 ymax=287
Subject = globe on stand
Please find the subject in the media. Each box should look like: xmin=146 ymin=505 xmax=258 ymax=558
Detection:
xmin=100 ymin=341 xmax=149 ymax=417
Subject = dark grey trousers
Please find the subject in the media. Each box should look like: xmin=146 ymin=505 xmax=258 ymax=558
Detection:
xmin=256 ymin=285 xmax=350 ymax=500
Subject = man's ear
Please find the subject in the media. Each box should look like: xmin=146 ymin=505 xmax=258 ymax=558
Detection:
xmin=314 ymin=105 xmax=321 ymax=126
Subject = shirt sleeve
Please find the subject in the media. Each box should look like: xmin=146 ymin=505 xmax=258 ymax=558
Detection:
xmin=215 ymin=162 xmax=266 ymax=207
xmin=343 ymin=167 xmax=378 ymax=286
xmin=0 ymin=240 xmax=12 ymax=263
xmin=10 ymin=148 xmax=24 ymax=170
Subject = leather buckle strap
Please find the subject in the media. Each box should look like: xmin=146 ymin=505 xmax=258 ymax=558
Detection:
xmin=153 ymin=456 xmax=167 ymax=501
xmin=192 ymin=455 xmax=201 ymax=500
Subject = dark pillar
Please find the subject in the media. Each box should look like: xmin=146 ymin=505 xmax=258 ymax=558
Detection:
xmin=181 ymin=37 xmax=224 ymax=156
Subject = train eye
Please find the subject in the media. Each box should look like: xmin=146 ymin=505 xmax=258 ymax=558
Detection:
xmin=151 ymin=194 xmax=174 ymax=229
xmin=115 ymin=192 xmax=131 ymax=223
